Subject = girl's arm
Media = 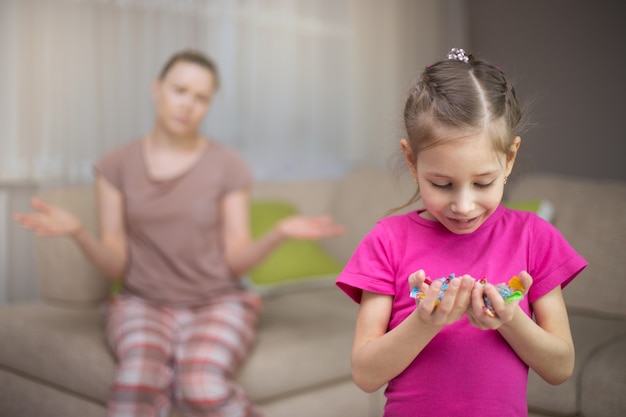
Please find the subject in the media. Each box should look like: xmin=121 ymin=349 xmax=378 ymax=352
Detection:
xmin=469 ymin=272 xmax=575 ymax=385
xmin=13 ymin=174 xmax=128 ymax=281
xmin=499 ymin=287 xmax=574 ymax=384
xmin=351 ymin=272 xmax=475 ymax=392
xmin=222 ymin=189 xmax=344 ymax=276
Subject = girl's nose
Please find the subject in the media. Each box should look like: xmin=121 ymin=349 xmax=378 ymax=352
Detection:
xmin=451 ymin=190 xmax=474 ymax=215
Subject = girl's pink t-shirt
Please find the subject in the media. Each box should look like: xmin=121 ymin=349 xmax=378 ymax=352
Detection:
xmin=337 ymin=206 xmax=587 ymax=417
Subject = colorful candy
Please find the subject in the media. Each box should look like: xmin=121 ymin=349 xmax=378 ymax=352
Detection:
xmin=410 ymin=273 xmax=454 ymax=305
xmin=480 ymin=276 xmax=525 ymax=317
xmin=409 ymin=274 xmax=525 ymax=317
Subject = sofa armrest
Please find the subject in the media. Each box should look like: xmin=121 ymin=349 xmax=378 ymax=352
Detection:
xmin=35 ymin=185 xmax=109 ymax=305
xmin=580 ymin=334 xmax=626 ymax=417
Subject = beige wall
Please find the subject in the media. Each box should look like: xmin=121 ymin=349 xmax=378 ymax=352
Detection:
xmin=467 ymin=0 xmax=626 ymax=181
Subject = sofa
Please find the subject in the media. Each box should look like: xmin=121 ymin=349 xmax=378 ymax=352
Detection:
xmin=506 ymin=174 xmax=626 ymax=417
xmin=0 ymin=168 xmax=624 ymax=417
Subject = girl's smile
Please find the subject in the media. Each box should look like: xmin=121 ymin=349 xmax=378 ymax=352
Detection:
xmin=413 ymin=131 xmax=515 ymax=234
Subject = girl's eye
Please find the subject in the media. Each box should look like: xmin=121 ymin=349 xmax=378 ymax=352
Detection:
xmin=429 ymin=181 xmax=495 ymax=189
xmin=475 ymin=181 xmax=495 ymax=189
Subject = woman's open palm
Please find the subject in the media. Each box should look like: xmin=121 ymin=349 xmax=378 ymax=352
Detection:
xmin=13 ymin=198 xmax=82 ymax=237
xmin=277 ymin=215 xmax=345 ymax=240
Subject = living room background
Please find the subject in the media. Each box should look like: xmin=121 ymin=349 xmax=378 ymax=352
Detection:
xmin=1 ymin=0 xmax=624 ymax=304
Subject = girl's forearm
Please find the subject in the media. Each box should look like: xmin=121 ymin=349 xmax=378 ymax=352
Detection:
xmin=498 ymin=309 xmax=575 ymax=384
xmin=352 ymin=312 xmax=442 ymax=392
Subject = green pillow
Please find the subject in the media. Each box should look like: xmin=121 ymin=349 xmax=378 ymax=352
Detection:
xmin=503 ymin=199 xmax=555 ymax=223
xmin=247 ymin=200 xmax=343 ymax=291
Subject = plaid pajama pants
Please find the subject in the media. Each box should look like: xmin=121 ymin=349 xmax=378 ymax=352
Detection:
xmin=105 ymin=292 xmax=264 ymax=417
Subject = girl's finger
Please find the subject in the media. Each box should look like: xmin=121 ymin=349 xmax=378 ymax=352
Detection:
xmin=419 ymin=279 xmax=442 ymax=311
xmin=408 ymin=269 xmax=426 ymax=288
xmin=517 ymin=271 xmax=533 ymax=294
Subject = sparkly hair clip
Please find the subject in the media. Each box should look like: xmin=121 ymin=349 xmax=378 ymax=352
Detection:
xmin=447 ymin=48 xmax=469 ymax=63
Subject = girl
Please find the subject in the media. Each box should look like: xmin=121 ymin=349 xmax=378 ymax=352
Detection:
xmin=14 ymin=49 xmax=343 ymax=417
xmin=336 ymin=49 xmax=587 ymax=417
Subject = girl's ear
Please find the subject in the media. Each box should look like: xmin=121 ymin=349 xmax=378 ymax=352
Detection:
xmin=505 ymin=136 xmax=522 ymax=176
xmin=400 ymin=139 xmax=418 ymax=181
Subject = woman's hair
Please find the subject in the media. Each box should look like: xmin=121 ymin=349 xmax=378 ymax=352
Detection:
xmin=158 ymin=49 xmax=220 ymax=90
xmin=396 ymin=50 xmax=526 ymax=211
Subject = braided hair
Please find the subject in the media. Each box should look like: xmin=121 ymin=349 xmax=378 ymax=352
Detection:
xmin=396 ymin=49 xmax=526 ymax=211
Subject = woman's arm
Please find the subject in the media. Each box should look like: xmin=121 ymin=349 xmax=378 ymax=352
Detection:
xmin=468 ymin=272 xmax=575 ymax=385
xmin=81 ymin=174 xmax=128 ymax=280
xmin=222 ymin=189 xmax=344 ymax=276
xmin=352 ymin=272 xmax=475 ymax=392
xmin=13 ymin=174 xmax=128 ymax=281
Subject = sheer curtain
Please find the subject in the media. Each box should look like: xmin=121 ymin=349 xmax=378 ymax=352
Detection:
xmin=0 ymin=0 xmax=466 ymax=184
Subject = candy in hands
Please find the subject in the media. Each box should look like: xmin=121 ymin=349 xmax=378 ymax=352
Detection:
xmin=409 ymin=274 xmax=526 ymax=317
xmin=409 ymin=273 xmax=454 ymax=306
xmin=480 ymin=276 xmax=525 ymax=318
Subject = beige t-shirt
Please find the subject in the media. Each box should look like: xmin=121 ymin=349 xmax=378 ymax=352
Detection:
xmin=94 ymin=138 xmax=253 ymax=307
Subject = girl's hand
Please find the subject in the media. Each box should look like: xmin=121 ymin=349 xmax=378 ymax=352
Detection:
xmin=408 ymin=270 xmax=475 ymax=327
xmin=467 ymin=271 xmax=533 ymax=330
xmin=13 ymin=197 xmax=83 ymax=237
xmin=276 ymin=215 xmax=345 ymax=240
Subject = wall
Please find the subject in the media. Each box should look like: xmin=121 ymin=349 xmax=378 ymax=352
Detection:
xmin=467 ymin=0 xmax=626 ymax=181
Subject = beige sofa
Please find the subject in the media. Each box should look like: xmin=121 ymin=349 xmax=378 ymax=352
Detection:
xmin=506 ymin=174 xmax=626 ymax=417
xmin=0 ymin=168 xmax=624 ymax=417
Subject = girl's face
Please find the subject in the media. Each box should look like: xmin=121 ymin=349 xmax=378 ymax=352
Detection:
xmin=152 ymin=61 xmax=216 ymax=138
xmin=403 ymin=131 xmax=519 ymax=234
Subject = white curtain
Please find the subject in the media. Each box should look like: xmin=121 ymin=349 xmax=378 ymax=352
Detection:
xmin=0 ymin=0 xmax=466 ymax=184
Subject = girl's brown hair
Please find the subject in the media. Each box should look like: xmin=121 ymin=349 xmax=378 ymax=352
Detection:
xmin=397 ymin=52 xmax=526 ymax=211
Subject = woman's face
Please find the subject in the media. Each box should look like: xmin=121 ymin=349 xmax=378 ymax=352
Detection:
xmin=408 ymin=131 xmax=517 ymax=234
xmin=153 ymin=60 xmax=216 ymax=138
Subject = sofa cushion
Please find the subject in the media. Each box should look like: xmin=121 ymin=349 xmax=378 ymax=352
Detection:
xmin=246 ymin=200 xmax=343 ymax=292
xmin=0 ymin=303 xmax=114 ymax=402
xmin=35 ymin=186 xmax=110 ymax=305
xmin=238 ymin=286 xmax=357 ymax=400
xmin=502 ymin=199 xmax=555 ymax=223
xmin=0 ymin=368 xmax=108 ymax=417
xmin=527 ymin=312 xmax=626 ymax=415
xmin=0 ymin=286 xmax=357 ymax=405
xmin=322 ymin=167 xmax=419 ymax=264
xmin=507 ymin=173 xmax=626 ymax=318
xmin=580 ymin=334 xmax=626 ymax=417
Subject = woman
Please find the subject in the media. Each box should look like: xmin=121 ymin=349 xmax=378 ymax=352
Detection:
xmin=15 ymin=49 xmax=344 ymax=417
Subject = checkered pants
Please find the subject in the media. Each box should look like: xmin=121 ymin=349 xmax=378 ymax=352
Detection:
xmin=105 ymin=292 xmax=264 ymax=417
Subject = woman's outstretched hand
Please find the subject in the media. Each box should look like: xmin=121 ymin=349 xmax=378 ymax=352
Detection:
xmin=13 ymin=197 xmax=83 ymax=237
xmin=466 ymin=271 xmax=533 ymax=330
xmin=276 ymin=215 xmax=345 ymax=240
xmin=408 ymin=270 xmax=475 ymax=327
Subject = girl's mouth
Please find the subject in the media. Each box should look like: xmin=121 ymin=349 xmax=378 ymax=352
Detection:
xmin=447 ymin=215 xmax=481 ymax=231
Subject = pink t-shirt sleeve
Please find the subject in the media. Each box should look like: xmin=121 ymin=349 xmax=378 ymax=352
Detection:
xmin=526 ymin=215 xmax=587 ymax=303
xmin=336 ymin=222 xmax=397 ymax=303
